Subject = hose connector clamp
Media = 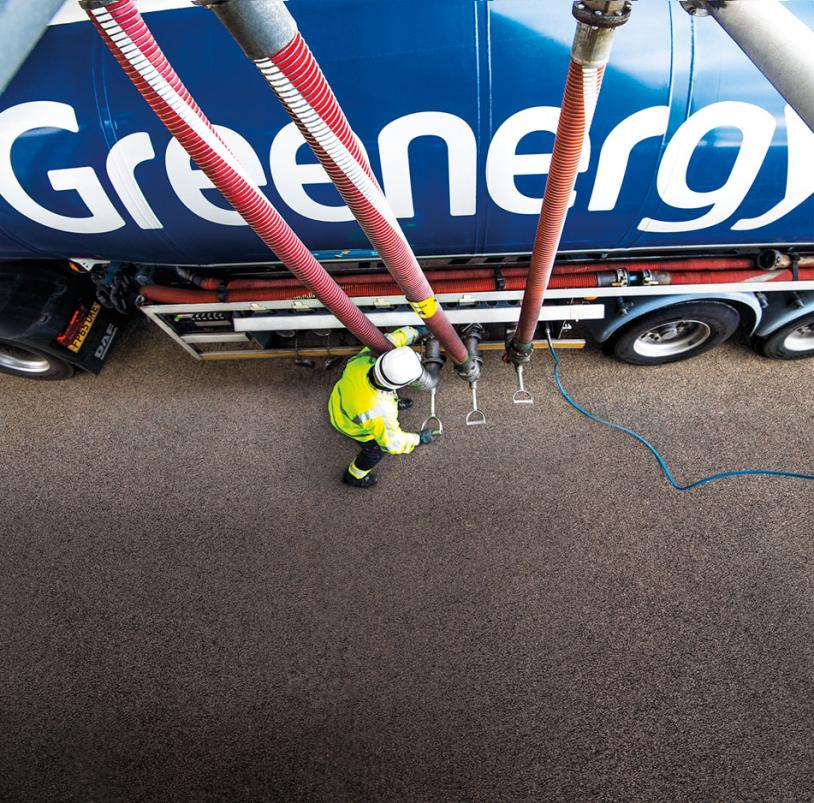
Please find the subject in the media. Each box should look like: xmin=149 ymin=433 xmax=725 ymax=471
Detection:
xmin=505 ymin=338 xmax=533 ymax=367
xmin=193 ymin=0 xmax=298 ymax=60
xmin=678 ymin=1 xmax=709 ymax=18
xmin=455 ymin=323 xmax=485 ymax=382
xmin=410 ymin=336 xmax=445 ymax=391
xmin=78 ymin=0 xmax=119 ymax=9
xmin=572 ymin=1 xmax=634 ymax=28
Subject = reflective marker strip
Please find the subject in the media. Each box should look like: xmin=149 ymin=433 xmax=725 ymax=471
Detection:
xmin=355 ymin=405 xmax=388 ymax=424
xmin=348 ymin=460 xmax=371 ymax=479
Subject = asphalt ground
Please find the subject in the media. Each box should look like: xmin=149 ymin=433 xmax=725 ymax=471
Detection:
xmin=1 ymin=316 xmax=812 ymax=802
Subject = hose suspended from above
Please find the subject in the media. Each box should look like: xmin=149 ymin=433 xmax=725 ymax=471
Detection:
xmin=196 ymin=0 xmax=478 ymax=381
xmin=507 ymin=0 xmax=633 ymax=366
xmin=79 ymin=0 xmax=391 ymax=355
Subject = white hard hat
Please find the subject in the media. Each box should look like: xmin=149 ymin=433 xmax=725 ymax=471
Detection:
xmin=373 ymin=346 xmax=423 ymax=390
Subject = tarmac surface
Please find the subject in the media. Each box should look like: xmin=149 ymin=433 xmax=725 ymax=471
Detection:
xmin=1 ymin=317 xmax=812 ymax=802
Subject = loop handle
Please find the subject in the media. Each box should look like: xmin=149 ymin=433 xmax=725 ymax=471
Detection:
xmin=421 ymin=415 xmax=443 ymax=436
xmin=513 ymin=389 xmax=534 ymax=404
xmin=466 ymin=409 xmax=487 ymax=426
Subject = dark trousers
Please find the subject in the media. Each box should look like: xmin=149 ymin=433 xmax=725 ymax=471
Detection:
xmin=354 ymin=440 xmax=385 ymax=472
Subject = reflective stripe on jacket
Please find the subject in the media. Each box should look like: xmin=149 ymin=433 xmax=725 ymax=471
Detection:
xmin=328 ymin=327 xmax=421 ymax=455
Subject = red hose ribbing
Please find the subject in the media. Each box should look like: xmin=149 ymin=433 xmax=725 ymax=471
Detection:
xmin=514 ymin=60 xmax=604 ymax=345
xmin=84 ymin=0 xmax=390 ymax=354
xmin=197 ymin=257 xmax=761 ymax=293
xmin=552 ymin=257 xmax=756 ymax=274
xmin=142 ymin=266 xmax=814 ymax=307
xmin=261 ymin=33 xmax=469 ymax=364
xmin=667 ymin=268 xmax=814 ymax=284
xmin=140 ymin=273 xmax=616 ymax=305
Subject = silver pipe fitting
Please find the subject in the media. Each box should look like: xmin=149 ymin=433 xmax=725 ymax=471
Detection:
xmin=411 ymin=336 xmax=444 ymax=392
xmin=571 ymin=1 xmax=633 ymax=67
xmin=194 ymin=0 xmax=298 ymax=59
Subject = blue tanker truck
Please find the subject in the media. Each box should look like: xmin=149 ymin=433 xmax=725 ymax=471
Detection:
xmin=0 ymin=0 xmax=812 ymax=382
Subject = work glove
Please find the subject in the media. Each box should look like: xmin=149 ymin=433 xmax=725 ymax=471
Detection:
xmin=418 ymin=428 xmax=434 ymax=445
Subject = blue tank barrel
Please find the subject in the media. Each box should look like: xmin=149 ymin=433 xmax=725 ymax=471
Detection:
xmin=0 ymin=0 xmax=811 ymax=266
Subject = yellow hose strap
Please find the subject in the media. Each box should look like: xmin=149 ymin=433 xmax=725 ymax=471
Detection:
xmin=409 ymin=296 xmax=439 ymax=320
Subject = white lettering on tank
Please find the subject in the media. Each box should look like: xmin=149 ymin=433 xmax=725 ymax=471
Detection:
xmin=733 ymin=106 xmax=814 ymax=231
xmin=165 ymin=125 xmax=267 ymax=226
xmin=0 ymin=101 xmax=124 ymax=234
xmin=486 ymin=106 xmax=591 ymax=215
xmin=269 ymin=122 xmax=354 ymax=223
xmin=106 ymin=132 xmax=162 ymax=229
xmin=0 ymin=101 xmax=806 ymax=239
xmin=378 ymin=111 xmax=477 ymax=218
xmin=588 ymin=106 xmax=670 ymax=212
xmin=639 ymin=101 xmax=776 ymax=233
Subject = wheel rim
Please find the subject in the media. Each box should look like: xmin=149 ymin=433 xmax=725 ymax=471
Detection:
xmin=783 ymin=323 xmax=814 ymax=353
xmin=0 ymin=344 xmax=51 ymax=374
xmin=633 ymin=319 xmax=713 ymax=358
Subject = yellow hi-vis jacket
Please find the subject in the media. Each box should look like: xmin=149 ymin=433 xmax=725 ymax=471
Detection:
xmin=328 ymin=326 xmax=421 ymax=455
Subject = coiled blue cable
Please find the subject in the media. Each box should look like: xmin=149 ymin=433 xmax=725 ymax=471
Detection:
xmin=545 ymin=334 xmax=814 ymax=491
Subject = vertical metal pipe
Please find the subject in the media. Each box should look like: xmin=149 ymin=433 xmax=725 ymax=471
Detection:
xmin=196 ymin=0 xmax=478 ymax=378
xmin=507 ymin=0 xmax=631 ymax=366
xmin=693 ymin=0 xmax=814 ymax=134
xmin=79 ymin=0 xmax=391 ymax=354
xmin=0 ymin=0 xmax=66 ymax=94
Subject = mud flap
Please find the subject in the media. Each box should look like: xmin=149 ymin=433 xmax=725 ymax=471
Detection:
xmin=50 ymin=300 xmax=129 ymax=375
xmin=0 ymin=261 xmax=129 ymax=375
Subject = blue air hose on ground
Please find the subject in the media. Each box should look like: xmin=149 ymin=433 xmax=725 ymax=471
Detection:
xmin=545 ymin=333 xmax=814 ymax=492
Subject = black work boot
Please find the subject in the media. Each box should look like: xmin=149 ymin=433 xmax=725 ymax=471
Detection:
xmin=342 ymin=469 xmax=378 ymax=488
xmin=397 ymin=398 xmax=413 ymax=411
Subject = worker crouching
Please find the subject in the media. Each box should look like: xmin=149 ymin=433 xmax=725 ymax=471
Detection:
xmin=329 ymin=326 xmax=435 ymax=488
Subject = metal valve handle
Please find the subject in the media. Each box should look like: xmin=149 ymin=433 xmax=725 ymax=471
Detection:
xmin=466 ymin=381 xmax=487 ymax=426
xmin=420 ymin=386 xmax=443 ymax=435
xmin=513 ymin=364 xmax=534 ymax=405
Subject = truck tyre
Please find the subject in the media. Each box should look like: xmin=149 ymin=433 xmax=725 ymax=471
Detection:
xmin=606 ymin=301 xmax=741 ymax=366
xmin=753 ymin=312 xmax=814 ymax=360
xmin=0 ymin=339 xmax=75 ymax=380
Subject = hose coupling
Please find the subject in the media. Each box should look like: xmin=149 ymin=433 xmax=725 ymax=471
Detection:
xmin=455 ymin=324 xmax=484 ymax=382
xmin=757 ymin=249 xmax=784 ymax=270
xmin=194 ymin=0 xmax=298 ymax=60
xmin=572 ymin=1 xmax=633 ymax=28
xmin=411 ymin=336 xmax=445 ymax=391
xmin=505 ymin=335 xmax=533 ymax=367
xmin=678 ymin=1 xmax=709 ymax=17
xmin=175 ymin=266 xmax=205 ymax=287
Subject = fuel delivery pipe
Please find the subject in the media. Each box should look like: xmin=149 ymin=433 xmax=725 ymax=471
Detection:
xmin=195 ymin=0 xmax=479 ymax=381
xmin=681 ymin=0 xmax=814 ymax=135
xmin=79 ymin=0 xmax=391 ymax=355
xmin=506 ymin=0 xmax=633 ymax=402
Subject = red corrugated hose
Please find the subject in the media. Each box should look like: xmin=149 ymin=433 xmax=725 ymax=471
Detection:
xmin=81 ymin=0 xmax=391 ymax=354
